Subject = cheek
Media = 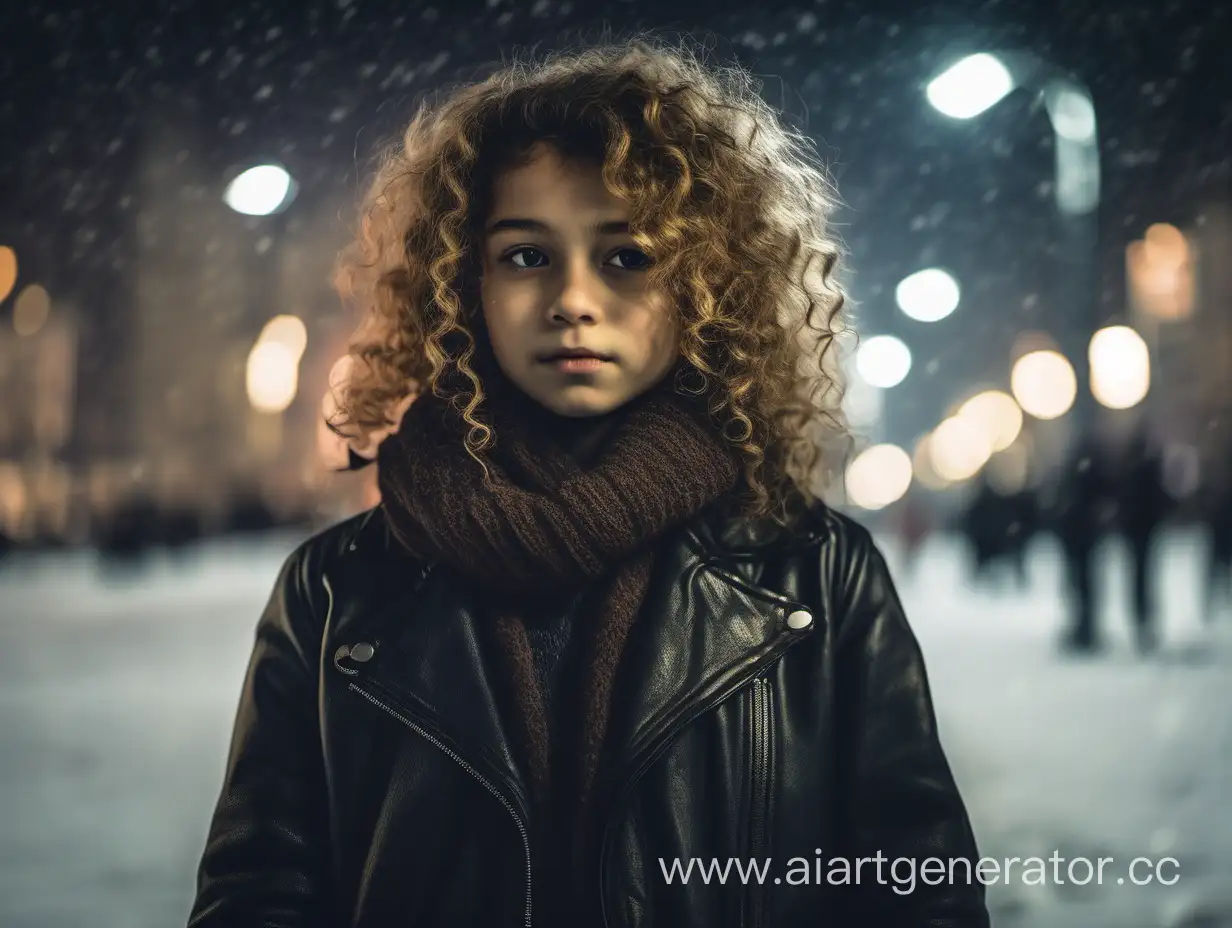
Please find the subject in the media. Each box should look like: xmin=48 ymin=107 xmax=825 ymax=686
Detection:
xmin=629 ymin=304 xmax=680 ymax=363
xmin=479 ymin=280 xmax=511 ymax=343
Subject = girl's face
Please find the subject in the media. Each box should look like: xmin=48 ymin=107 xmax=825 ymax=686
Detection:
xmin=479 ymin=144 xmax=680 ymax=417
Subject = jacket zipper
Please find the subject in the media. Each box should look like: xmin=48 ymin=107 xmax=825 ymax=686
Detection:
xmin=746 ymin=675 xmax=773 ymax=928
xmin=597 ymin=662 xmax=785 ymax=928
xmin=347 ymin=682 xmax=533 ymax=928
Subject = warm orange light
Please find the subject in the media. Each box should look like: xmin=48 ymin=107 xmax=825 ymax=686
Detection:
xmin=1127 ymin=223 xmax=1194 ymax=320
xmin=0 ymin=246 xmax=16 ymax=304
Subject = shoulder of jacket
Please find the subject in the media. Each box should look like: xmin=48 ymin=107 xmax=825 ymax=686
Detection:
xmin=699 ymin=497 xmax=874 ymax=560
xmin=282 ymin=505 xmax=389 ymax=581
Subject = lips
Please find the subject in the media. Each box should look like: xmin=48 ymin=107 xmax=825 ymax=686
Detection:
xmin=539 ymin=348 xmax=613 ymax=362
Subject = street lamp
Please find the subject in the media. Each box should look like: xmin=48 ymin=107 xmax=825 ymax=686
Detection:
xmin=224 ymin=163 xmax=299 ymax=481
xmin=224 ymin=163 xmax=297 ymax=216
xmin=926 ymin=51 xmax=1101 ymax=434
xmin=926 ymin=52 xmax=1099 ymax=216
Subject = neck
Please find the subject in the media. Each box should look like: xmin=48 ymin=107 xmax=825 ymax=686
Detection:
xmin=488 ymin=366 xmax=678 ymax=471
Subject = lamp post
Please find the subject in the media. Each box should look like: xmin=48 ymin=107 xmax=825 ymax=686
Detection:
xmin=223 ymin=163 xmax=298 ymax=487
xmin=926 ymin=51 xmax=1102 ymax=433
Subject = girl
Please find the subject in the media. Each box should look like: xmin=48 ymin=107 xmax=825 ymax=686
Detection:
xmin=189 ymin=36 xmax=989 ymax=928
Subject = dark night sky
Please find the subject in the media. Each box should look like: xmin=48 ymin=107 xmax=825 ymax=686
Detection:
xmin=0 ymin=0 xmax=1228 ymax=450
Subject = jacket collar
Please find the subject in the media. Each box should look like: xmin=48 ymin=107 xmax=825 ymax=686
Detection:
xmin=330 ymin=503 xmax=821 ymax=819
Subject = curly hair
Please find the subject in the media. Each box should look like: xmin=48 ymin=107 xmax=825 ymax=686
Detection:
xmin=330 ymin=33 xmax=851 ymax=526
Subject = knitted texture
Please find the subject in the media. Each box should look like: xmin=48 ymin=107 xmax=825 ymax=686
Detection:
xmin=377 ymin=354 xmax=739 ymax=865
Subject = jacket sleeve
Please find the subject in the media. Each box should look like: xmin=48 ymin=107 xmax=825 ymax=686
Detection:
xmin=830 ymin=523 xmax=990 ymax=926
xmin=187 ymin=542 xmax=332 ymax=927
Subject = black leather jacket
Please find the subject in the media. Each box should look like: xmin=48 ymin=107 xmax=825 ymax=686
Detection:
xmin=188 ymin=501 xmax=989 ymax=927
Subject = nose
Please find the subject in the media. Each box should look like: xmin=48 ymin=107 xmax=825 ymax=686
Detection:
xmin=549 ymin=261 xmax=605 ymax=326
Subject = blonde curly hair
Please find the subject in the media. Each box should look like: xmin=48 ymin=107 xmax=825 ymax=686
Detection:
xmin=330 ymin=33 xmax=851 ymax=526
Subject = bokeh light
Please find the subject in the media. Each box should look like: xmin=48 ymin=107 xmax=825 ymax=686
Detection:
xmin=1144 ymin=222 xmax=1188 ymax=267
xmin=1010 ymin=350 xmax=1077 ymax=420
xmin=260 ymin=314 xmax=308 ymax=361
xmin=925 ymin=53 xmax=1015 ymax=120
xmin=929 ymin=415 xmax=993 ymax=482
xmin=0 ymin=246 xmax=16 ymax=304
xmin=957 ymin=390 xmax=1023 ymax=452
xmin=246 ymin=340 xmax=299 ymax=413
xmin=1049 ymin=87 xmax=1097 ymax=142
xmin=1127 ymin=223 xmax=1194 ymax=320
xmin=845 ymin=444 xmax=913 ymax=511
xmin=911 ymin=434 xmax=950 ymax=490
xmin=13 ymin=283 xmax=51 ymax=337
xmin=224 ymin=164 xmax=296 ymax=216
xmin=895 ymin=268 xmax=961 ymax=322
xmin=1089 ymin=325 xmax=1150 ymax=410
xmin=855 ymin=335 xmax=912 ymax=388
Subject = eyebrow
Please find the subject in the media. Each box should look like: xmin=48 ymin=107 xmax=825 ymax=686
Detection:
xmin=484 ymin=218 xmax=631 ymax=236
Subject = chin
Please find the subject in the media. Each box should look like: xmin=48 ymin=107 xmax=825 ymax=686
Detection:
xmin=535 ymin=389 xmax=624 ymax=418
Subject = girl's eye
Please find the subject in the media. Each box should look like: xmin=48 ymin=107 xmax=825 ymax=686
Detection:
xmin=607 ymin=248 xmax=653 ymax=271
xmin=505 ymin=246 xmax=548 ymax=269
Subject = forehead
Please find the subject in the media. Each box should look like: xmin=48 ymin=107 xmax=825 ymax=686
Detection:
xmin=486 ymin=145 xmax=626 ymax=219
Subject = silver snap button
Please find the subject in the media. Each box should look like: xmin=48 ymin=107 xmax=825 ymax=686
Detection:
xmin=786 ymin=609 xmax=812 ymax=630
xmin=350 ymin=642 xmax=376 ymax=662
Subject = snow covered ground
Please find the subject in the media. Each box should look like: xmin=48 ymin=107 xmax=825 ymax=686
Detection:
xmin=0 ymin=527 xmax=1229 ymax=928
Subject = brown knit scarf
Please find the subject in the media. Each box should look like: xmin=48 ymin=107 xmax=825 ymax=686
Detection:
xmin=376 ymin=354 xmax=740 ymax=867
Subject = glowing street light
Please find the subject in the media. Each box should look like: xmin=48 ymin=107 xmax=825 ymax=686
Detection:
xmin=1010 ymin=349 xmax=1077 ymax=420
xmin=845 ymin=444 xmax=913 ymax=510
xmin=929 ymin=415 xmax=993 ymax=482
xmin=246 ymin=340 xmax=299 ymax=413
xmin=925 ymin=53 xmax=1015 ymax=119
xmin=957 ymin=390 xmax=1023 ymax=452
xmin=856 ymin=335 xmax=912 ymax=388
xmin=1089 ymin=325 xmax=1150 ymax=410
xmin=1127 ymin=223 xmax=1194 ymax=320
xmin=896 ymin=268 xmax=961 ymax=322
xmin=259 ymin=314 xmax=308 ymax=360
xmin=926 ymin=52 xmax=1099 ymax=217
xmin=911 ymin=434 xmax=950 ymax=491
xmin=224 ymin=163 xmax=297 ymax=216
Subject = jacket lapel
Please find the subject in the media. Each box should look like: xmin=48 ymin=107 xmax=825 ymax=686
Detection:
xmin=591 ymin=517 xmax=819 ymax=814
xmin=326 ymin=522 xmax=536 ymax=816
xmin=330 ymin=505 xmax=821 ymax=824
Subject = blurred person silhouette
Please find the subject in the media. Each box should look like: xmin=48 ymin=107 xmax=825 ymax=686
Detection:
xmin=1005 ymin=485 xmax=1041 ymax=590
xmin=95 ymin=491 xmax=162 ymax=563
xmin=893 ymin=490 xmax=931 ymax=579
xmin=957 ymin=474 xmax=1003 ymax=587
xmin=1052 ymin=438 xmax=1112 ymax=653
xmin=1114 ymin=427 xmax=1172 ymax=652
xmin=1205 ymin=474 xmax=1232 ymax=622
xmin=958 ymin=473 xmax=1030 ymax=590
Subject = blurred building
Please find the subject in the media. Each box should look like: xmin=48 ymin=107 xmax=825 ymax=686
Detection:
xmin=0 ymin=301 xmax=79 ymax=540
xmin=0 ymin=105 xmax=374 ymax=545
xmin=1128 ymin=205 xmax=1232 ymax=494
xmin=119 ymin=105 xmax=369 ymax=528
